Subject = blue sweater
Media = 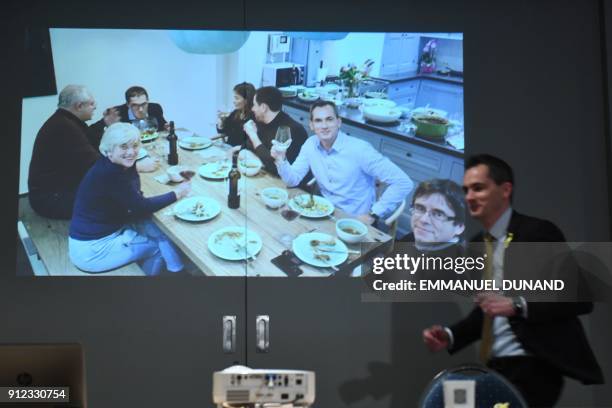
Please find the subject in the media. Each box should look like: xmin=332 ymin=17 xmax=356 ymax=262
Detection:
xmin=70 ymin=157 xmax=176 ymax=240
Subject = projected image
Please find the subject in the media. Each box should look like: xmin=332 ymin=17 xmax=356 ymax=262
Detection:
xmin=17 ymin=29 xmax=464 ymax=277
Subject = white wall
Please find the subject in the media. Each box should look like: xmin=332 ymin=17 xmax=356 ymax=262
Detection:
xmin=320 ymin=33 xmax=386 ymax=78
xmin=19 ymin=29 xmax=274 ymax=194
xmin=18 ymin=29 xmax=390 ymax=194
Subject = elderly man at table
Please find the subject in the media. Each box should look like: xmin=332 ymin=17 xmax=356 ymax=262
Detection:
xmin=28 ymin=85 xmax=120 ymax=219
xmin=88 ymin=85 xmax=168 ymax=150
xmin=69 ymin=122 xmax=191 ymax=276
xmin=28 ymin=85 xmax=161 ymax=220
xmin=242 ymin=86 xmax=307 ymax=175
xmin=271 ymin=100 xmax=413 ymax=225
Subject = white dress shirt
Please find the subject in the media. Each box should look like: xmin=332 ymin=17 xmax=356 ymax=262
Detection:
xmin=276 ymin=131 xmax=413 ymax=219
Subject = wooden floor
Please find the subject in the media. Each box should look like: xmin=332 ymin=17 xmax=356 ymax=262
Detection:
xmin=18 ymin=196 xmax=145 ymax=276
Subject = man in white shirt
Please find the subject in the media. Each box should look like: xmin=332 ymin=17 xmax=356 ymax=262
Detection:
xmin=271 ymin=100 xmax=413 ymax=225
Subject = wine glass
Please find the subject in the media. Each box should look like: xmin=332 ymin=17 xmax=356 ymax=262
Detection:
xmin=273 ymin=126 xmax=292 ymax=152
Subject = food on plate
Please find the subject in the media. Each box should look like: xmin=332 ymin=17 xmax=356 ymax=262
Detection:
xmin=239 ymin=160 xmax=260 ymax=168
xmin=314 ymin=253 xmax=331 ymax=262
xmin=214 ymin=230 xmax=243 ymax=244
xmin=310 ymin=239 xmax=336 ymax=247
xmin=341 ymin=227 xmax=361 ymax=235
xmin=190 ymin=201 xmax=207 ymax=217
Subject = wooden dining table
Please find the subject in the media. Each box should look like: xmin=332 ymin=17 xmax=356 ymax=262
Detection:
xmin=138 ymin=134 xmax=392 ymax=277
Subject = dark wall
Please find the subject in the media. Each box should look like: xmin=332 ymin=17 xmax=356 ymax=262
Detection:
xmin=2 ymin=0 xmax=611 ymax=406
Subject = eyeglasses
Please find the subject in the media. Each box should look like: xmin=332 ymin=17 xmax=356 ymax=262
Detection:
xmin=409 ymin=204 xmax=456 ymax=222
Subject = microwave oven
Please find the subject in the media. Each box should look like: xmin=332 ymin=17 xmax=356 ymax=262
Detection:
xmin=262 ymin=62 xmax=305 ymax=88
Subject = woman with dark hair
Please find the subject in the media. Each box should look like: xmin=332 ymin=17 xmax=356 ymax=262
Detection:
xmin=216 ymin=82 xmax=256 ymax=147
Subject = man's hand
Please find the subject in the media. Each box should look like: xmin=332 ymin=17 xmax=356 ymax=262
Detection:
xmin=270 ymin=143 xmax=287 ymax=162
xmin=357 ymin=213 xmax=376 ymax=225
xmin=475 ymin=292 xmax=516 ymax=317
xmin=243 ymin=120 xmax=262 ymax=148
xmin=135 ymin=157 xmax=160 ymax=173
xmin=423 ymin=325 xmax=450 ymax=352
xmin=103 ymin=107 xmax=120 ymax=126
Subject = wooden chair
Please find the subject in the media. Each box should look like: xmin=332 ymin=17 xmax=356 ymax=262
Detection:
xmin=18 ymin=196 xmax=145 ymax=276
xmin=383 ymin=199 xmax=406 ymax=253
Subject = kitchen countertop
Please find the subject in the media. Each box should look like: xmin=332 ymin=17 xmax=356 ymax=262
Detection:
xmin=373 ymin=71 xmax=463 ymax=85
xmin=283 ymin=98 xmax=464 ymax=159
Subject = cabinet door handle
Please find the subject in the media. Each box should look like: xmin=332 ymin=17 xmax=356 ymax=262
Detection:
xmin=256 ymin=315 xmax=270 ymax=353
xmin=222 ymin=315 xmax=236 ymax=354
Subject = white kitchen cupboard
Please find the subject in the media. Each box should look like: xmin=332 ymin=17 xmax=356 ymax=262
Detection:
xmin=380 ymin=33 xmax=419 ymax=76
xmin=415 ymin=79 xmax=464 ymax=117
xmin=386 ymin=79 xmax=420 ymax=107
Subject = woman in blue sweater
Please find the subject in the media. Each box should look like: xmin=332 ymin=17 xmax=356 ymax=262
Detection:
xmin=69 ymin=122 xmax=191 ymax=275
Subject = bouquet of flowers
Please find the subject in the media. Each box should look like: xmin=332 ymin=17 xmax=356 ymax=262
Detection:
xmin=339 ymin=59 xmax=374 ymax=97
xmin=420 ymin=39 xmax=437 ymax=73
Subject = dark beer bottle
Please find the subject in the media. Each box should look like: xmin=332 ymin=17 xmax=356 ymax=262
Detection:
xmin=167 ymin=121 xmax=179 ymax=165
xmin=228 ymin=151 xmax=241 ymax=209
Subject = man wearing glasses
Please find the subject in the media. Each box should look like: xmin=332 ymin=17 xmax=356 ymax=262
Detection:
xmin=89 ymin=86 xmax=168 ymax=149
xmin=403 ymin=179 xmax=466 ymax=249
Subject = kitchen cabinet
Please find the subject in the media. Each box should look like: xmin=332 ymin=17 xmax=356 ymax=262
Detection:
xmin=283 ymin=105 xmax=310 ymax=129
xmin=386 ymin=79 xmax=420 ymax=107
xmin=380 ymin=33 xmax=419 ymax=76
xmin=341 ymin=122 xmax=382 ymax=150
xmin=414 ymin=79 xmax=464 ymax=117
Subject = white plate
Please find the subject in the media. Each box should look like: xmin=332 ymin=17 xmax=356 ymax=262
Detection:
xmin=411 ymin=107 xmax=448 ymax=118
xmin=288 ymin=194 xmax=335 ymax=218
xmin=208 ymin=226 xmax=263 ymax=261
xmin=179 ymin=136 xmax=212 ymax=150
xmin=298 ymin=93 xmax=319 ymax=102
xmin=198 ymin=160 xmax=232 ymax=179
xmin=140 ymin=131 xmax=159 ymax=142
xmin=292 ymin=232 xmax=348 ymax=268
xmin=173 ymin=196 xmax=221 ymax=222
xmin=362 ymin=98 xmax=396 ymax=108
xmin=136 ymin=147 xmax=148 ymax=160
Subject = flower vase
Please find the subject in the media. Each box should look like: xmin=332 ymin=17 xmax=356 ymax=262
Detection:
xmin=343 ymin=81 xmax=358 ymax=98
xmin=420 ymin=61 xmax=436 ymax=73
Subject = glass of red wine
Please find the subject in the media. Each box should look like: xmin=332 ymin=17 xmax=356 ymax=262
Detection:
xmin=179 ymin=170 xmax=195 ymax=180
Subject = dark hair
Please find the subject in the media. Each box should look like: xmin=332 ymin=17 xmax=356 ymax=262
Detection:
xmin=465 ymin=154 xmax=514 ymax=185
xmin=125 ymin=86 xmax=149 ymax=103
xmin=411 ymin=179 xmax=466 ymax=225
xmin=309 ymin=100 xmax=339 ymax=120
xmin=254 ymin=86 xmax=282 ymax=112
xmin=234 ymin=82 xmax=256 ymax=115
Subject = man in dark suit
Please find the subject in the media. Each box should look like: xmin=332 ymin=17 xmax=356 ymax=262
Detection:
xmin=422 ymin=154 xmax=603 ymax=407
xmin=89 ymin=86 xmax=168 ymax=150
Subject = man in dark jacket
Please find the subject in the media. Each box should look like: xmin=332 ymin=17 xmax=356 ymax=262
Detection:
xmin=242 ymin=86 xmax=307 ymax=176
xmin=28 ymin=85 xmax=117 ymax=219
xmin=88 ymin=85 xmax=168 ymax=150
xmin=422 ymin=154 xmax=603 ymax=407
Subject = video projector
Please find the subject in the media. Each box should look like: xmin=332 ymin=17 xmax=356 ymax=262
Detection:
xmin=213 ymin=365 xmax=315 ymax=407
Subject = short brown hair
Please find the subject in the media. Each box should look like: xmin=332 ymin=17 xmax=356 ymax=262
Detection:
xmin=125 ymin=86 xmax=149 ymax=103
xmin=309 ymin=100 xmax=339 ymax=120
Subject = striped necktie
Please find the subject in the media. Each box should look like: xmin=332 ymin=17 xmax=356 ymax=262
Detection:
xmin=479 ymin=232 xmax=495 ymax=363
